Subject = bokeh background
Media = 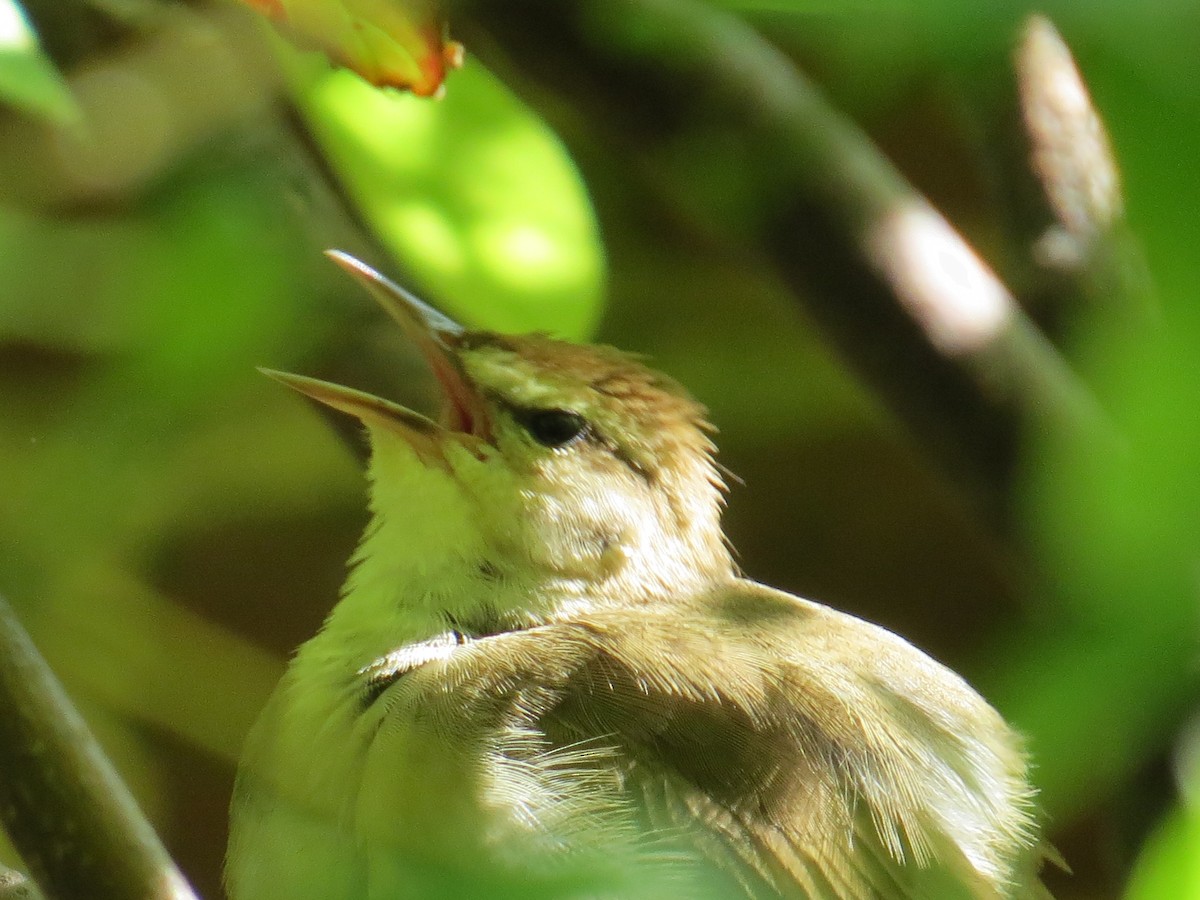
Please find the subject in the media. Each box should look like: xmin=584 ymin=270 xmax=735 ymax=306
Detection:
xmin=2 ymin=1 xmax=1199 ymax=897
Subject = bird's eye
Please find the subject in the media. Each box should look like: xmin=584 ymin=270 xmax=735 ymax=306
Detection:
xmin=520 ymin=409 xmax=590 ymax=448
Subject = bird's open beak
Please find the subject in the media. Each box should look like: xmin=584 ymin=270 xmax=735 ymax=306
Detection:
xmin=261 ymin=251 xmax=491 ymax=463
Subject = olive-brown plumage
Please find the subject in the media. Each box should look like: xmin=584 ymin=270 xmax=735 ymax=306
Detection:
xmin=227 ymin=252 xmax=1051 ymax=900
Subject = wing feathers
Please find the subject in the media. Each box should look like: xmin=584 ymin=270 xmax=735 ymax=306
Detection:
xmin=348 ymin=582 xmax=1048 ymax=898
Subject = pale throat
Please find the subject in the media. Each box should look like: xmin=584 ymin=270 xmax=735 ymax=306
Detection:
xmin=309 ymin=430 xmax=532 ymax=669
xmin=311 ymin=429 xmax=730 ymax=674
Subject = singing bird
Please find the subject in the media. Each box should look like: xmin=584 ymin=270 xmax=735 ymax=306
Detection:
xmin=226 ymin=252 xmax=1050 ymax=900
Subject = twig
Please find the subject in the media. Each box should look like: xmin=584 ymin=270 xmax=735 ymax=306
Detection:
xmin=1014 ymin=13 xmax=1150 ymax=322
xmin=0 ymin=863 xmax=45 ymax=900
xmin=1017 ymin=15 xmax=1121 ymax=272
xmin=0 ymin=596 xmax=199 ymax=900
xmin=458 ymin=0 xmax=1110 ymax=520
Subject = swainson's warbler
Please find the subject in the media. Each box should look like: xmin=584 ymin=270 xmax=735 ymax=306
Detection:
xmin=226 ymin=252 xmax=1050 ymax=899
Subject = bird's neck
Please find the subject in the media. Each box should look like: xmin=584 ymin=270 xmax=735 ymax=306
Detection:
xmin=307 ymin=436 xmax=536 ymax=674
xmin=305 ymin=431 xmax=733 ymax=678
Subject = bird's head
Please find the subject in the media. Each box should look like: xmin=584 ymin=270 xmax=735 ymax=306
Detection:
xmin=266 ymin=252 xmax=733 ymax=605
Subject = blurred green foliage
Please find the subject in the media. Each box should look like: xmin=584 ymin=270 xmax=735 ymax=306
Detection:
xmin=0 ymin=1 xmax=1198 ymax=898
xmin=1129 ymin=807 xmax=1200 ymax=900
xmin=0 ymin=0 xmax=77 ymax=123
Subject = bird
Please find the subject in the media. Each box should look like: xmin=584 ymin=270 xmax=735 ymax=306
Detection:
xmin=225 ymin=250 xmax=1051 ymax=900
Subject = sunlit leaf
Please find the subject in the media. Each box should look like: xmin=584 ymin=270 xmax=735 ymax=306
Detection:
xmin=0 ymin=0 xmax=79 ymax=124
xmin=1126 ymin=806 xmax=1200 ymax=900
xmin=294 ymin=58 xmax=605 ymax=339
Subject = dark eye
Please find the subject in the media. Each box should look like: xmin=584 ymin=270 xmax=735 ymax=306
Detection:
xmin=521 ymin=409 xmax=590 ymax=448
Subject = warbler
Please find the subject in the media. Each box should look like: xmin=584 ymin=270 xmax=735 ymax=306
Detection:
xmin=226 ymin=251 xmax=1050 ymax=899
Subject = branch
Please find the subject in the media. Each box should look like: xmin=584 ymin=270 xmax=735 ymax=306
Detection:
xmin=0 ymin=596 xmax=199 ymax=900
xmin=1014 ymin=14 xmax=1150 ymax=323
xmin=459 ymin=0 xmax=1110 ymax=519
xmin=0 ymin=864 xmax=44 ymax=900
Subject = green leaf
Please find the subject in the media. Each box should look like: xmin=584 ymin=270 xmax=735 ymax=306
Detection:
xmin=1126 ymin=807 xmax=1200 ymax=900
xmin=0 ymin=0 xmax=80 ymax=124
xmin=292 ymin=56 xmax=606 ymax=340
